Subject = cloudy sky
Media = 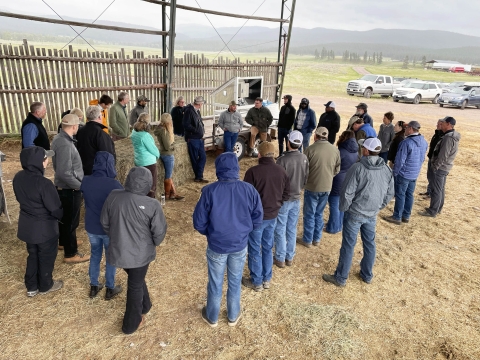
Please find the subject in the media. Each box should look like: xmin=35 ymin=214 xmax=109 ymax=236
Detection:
xmin=4 ymin=0 xmax=478 ymax=35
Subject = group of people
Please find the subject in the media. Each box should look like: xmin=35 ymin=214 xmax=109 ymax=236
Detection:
xmin=12 ymin=92 xmax=461 ymax=332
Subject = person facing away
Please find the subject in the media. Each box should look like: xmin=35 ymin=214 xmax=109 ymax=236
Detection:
xmin=351 ymin=117 xmax=377 ymax=157
xmin=89 ymin=94 xmax=113 ymax=134
xmin=245 ymin=97 xmax=274 ymax=156
xmin=218 ymin=100 xmax=243 ymax=153
xmin=193 ymin=152 xmax=263 ymax=328
xmin=293 ymin=97 xmax=317 ymax=151
xmin=277 ymin=95 xmax=296 ymax=156
xmin=129 ymin=94 xmax=150 ymax=127
xmin=377 ymin=111 xmax=395 ymax=162
xmin=273 ymin=130 xmax=309 ymax=268
xmin=318 ymin=100 xmax=341 ymax=145
xmin=171 ymin=95 xmax=186 ymax=136
xmin=80 ymin=151 xmax=124 ymax=300
xmin=101 ymin=167 xmax=167 ymax=335
xmin=21 ymin=101 xmax=50 ymax=150
xmin=57 ymin=108 xmax=85 ymax=135
xmin=419 ymin=120 xmax=444 ymax=197
xmin=13 ymin=146 xmax=64 ymax=297
xmin=109 ymin=91 xmax=130 ymax=141
xmin=387 ymin=121 xmax=406 ymax=168
xmin=323 ymin=138 xmax=394 ymax=287
xmin=242 ymin=141 xmax=290 ymax=292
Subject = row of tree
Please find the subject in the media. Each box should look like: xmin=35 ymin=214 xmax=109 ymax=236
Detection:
xmin=315 ymin=47 xmax=384 ymax=64
xmin=402 ymin=56 xmax=428 ymax=68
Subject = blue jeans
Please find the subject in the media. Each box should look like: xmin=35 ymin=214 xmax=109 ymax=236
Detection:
xmin=87 ymin=232 xmax=117 ymax=289
xmin=274 ymin=199 xmax=300 ymax=262
xmin=223 ymin=131 xmax=239 ymax=153
xmin=187 ymin=138 xmax=206 ymax=180
xmin=277 ymin=128 xmax=291 ymax=156
xmin=160 ymin=154 xmax=174 ymax=179
xmin=379 ymin=152 xmax=388 ymax=162
xmin=393 ymin=175 xmax=417 ymax=221
xmin=299 ymin=131 xmax=312 ymax=152
xmin=248 ymin=218 xmax=277 ymax=286
xmin=302 ymin=189 xmax=329 ymax=244
xmin=326 ymin=194 xmax=343 ymax=234
xmin=334 ymin=211 xmax=377 ymax=285
xmin=206 ymin=246 xmax=247 ymax=323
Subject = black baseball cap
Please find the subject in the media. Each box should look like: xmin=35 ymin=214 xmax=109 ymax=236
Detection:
xmin=438 ymin=116 xmax=456 ymax=126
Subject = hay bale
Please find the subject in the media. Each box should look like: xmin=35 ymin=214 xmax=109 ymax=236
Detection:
xmin=115 ymin=133 xmax=194 ymax=197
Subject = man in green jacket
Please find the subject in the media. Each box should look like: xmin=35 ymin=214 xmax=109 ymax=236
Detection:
xmin=109 ymin=92 xmax=130 ymax=141
xmin=245 ymin=97 xmax=273 ymax=156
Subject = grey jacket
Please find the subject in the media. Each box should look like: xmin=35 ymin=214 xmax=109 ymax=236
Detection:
xmin=431 ymin=130 xmax=460 ymax=172
xmin=101 ymin=167 xmax=167 ymax=268
xmin=51 ymin=130 xmax=84 ymax=189
xmin=378 ymin=123 xmax=395 ymax=152
xmin=276 ymin=150 xmax=309 ymax=201
xmin=129 ymin=104 xmax=149 ymax=126
xmin=340 ymin=156 xmax=394 ymax=218
xmin=218 ymin=109 xmax=243 ymax=133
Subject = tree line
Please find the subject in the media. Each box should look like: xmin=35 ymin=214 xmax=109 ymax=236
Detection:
xmin=315 ymin=47 xmax=384 ymax=64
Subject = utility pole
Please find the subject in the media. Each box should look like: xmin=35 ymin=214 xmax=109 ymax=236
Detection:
xmin=278 ymin=0 xmax=296 ymax=102
xmin=166 ymin=0 xmax=176 ymax=112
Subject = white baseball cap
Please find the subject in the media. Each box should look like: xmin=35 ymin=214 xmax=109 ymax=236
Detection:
xmin=361 ymin=137 xmax=382 ymax=152
xmin=288 ymin=130 xmax=303 ymax=145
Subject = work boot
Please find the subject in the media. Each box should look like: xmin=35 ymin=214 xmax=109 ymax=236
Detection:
xmin=164 ymin=180 xmax=171 ymax=199
xmin=89 ymin=284 xmax=104 ymax=298
xmin=322 ymin=274 xmax=345 ymax=287
xmin=241 ymin=277 xmax=263 ymax=292
xmin=64 ymin=252 xmax=90 ymax=264
xmin=168 ymin=179 xmax=185 ymax=201
xmin=39 ymin=280 xmax=64 ymax=294
xmin=383 ymin=216 xmax=402 ymax=225
xmin=105 ymin=285 xmax=123 ymax=300
xmin=274 ymin=258 xmax=285 ymax=268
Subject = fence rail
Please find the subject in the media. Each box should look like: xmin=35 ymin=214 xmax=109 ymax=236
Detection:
xmin=0 ymin=40 xmax=281 ymax=134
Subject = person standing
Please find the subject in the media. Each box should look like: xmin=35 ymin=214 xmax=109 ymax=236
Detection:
xmin=419 ymin=120 xmax=444 ymax=197
xmin=171 ymin=96 xmax=186 ymax=136
xmin=273 ymin=131 xmax=309 ymax=268
xmin=131 ymin=113 xmax=160 ymax=198
xmin=76 ymin=105 xmax=116 ymax=175
xmin=293 ymin=98 xmax=317 ymax=151
xmin=387 ymin=121 xmax=406 ymax=168
xmin=51 ymin=114 xmax=89 ymax=264
xmin=383 ymin=121 xmax=428 ymax=225
xmin=13 ymin=147 xmax=63 ymax=297
xmin=377 ymin=111 xmax=395 ymax=162
xmin=317 ymin=100 xmax=341 ymax=144
xmin=183 ymin=96 xmax=208 ymax=183
xmin=89 ymin=94 xmax=113 ymax=134
xmin=193 ymin=153 xmax=263 ymax=327
xmin=323 ymin=138 xmax=394 ymax=287
xmin=297 ymin=127 xmax=340 ymax=248
xmin=242 ymin=142 xmax=289 ymax=291
xmin=277 ymin=95 xmax=296 ymax=156
xmin=21 ymin=102 xmax=50 ymax=150
xmin=109 ymin=92 xmax=130 ymax=141
xmin=245 ymin=97 xmax=273 ymax=156
xmin=129 ymin=95 xmax=150 ymax=127
xmin=218 ymin=101 xmax=243 ymax=153
xmin=325 ymin=130 xmax=358 ymax=234
xmin=355 ymin=102 xmax=373 ymax=127
xmin=155 ymin=113 xmax=185 ymax=200
xmin=80 ymin=152 xmax=124 ymax=299
xmin=419 ymin=116 xmax=460 ymax=218
xmin=101 ymin=167 xmax=167 ymax=335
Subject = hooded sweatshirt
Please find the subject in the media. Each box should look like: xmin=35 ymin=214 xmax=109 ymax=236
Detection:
xmin=294 ymin=101 xmax=317 ymax=134
xmin=101 ymin=167 xmax=167 ymax=268
xmin=331 ymin=137 xmax=359 ymax=196
xmin=431 ymin=130 xmax=461 ymax=172
xmin=278 ymin=96 xmax=296 ymax=130
xmin=318 ymin=110 xmax=341 ymax=144
xmin=13 ymin=146 xmax=63 ymax=244
xmin=340 ymin=156 xmax=395 ymax=218
xmin=80 ymin=152 xmax=123 ymax=235
xmin=193 ymin=153 xmax=263 ymax=254
xmin=393 ymin=133 xmax=428 ymax=180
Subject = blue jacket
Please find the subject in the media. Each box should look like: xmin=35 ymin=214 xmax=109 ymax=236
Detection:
xmin=193 ymin=153 xmax=263 ymax=254
xmin=359 ymin=123 xmax=377 ymax=138
xmin=393 ymin=133 xmax=428 ymax=180
xmin=331 ymin=138 xmax=359 ymax=196
xmin=294 ymin=106 xmax=317 ymax=134
xmin=362 ymin=112 xmax=373 ymax=128
xmin=80 ymin=152 xmax=124 ymax=235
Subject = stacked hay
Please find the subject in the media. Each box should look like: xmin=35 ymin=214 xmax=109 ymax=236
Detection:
xmin=114 ymin=133 xmax=194 ymax=197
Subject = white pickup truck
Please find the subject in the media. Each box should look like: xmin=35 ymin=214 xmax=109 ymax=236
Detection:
xmin=346 ymin=75 xmax=401 ymax=98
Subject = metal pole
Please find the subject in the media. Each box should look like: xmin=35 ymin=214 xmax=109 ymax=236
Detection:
xmin=166 ymin=0 xmax=176 ymax=112
xmin=162 ymin=3 xmax=167 ymax=114
xmin=275 ymin=0 xmax=285 ymax=103
xmin=278 ymin=0 xmax=295 ymax=102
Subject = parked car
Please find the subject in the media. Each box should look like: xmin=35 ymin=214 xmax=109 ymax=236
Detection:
xmin=346 ymin=75 xmax=401 ymax=98
xmin=393 ymin=82 xmax=442 ymax=104
xmin=438 ymin=84 xmax=480 ymax=109
xmin=442 ymin=81 xmax=466 ymax=93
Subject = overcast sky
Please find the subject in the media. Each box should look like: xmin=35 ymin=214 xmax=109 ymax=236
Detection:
xmin=4 ymin=0 xmax=478 ymax=35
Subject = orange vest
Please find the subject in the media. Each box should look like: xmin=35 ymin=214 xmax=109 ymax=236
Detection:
xmin=89 ymin=99 xmax=109 ymax=134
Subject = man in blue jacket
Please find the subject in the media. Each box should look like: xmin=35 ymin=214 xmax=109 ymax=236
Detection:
xmin=383 ymin=121 xmax=428 ymax=225
xmin=80 ymin=152 xmax=124 ymax=299
xmin=193 ymin=153 xmax=263 ymax=327
xmin=294 ymin=98 xmax=316 ymax=151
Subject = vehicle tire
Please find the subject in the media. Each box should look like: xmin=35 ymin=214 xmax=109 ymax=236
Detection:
xmin=413 ymin=95 xmax=421 ymax=104
xmin=381 ymin=95 xmax=389 ymax=98
xmin=349 ymin=94 xmax=354 ymax=96
xmin=439 ymin=104 xmax=444 ymax=107
xmin=363 ymin=89 xmax=372 ymax=98
xmin=461 ymin=100 xmax=467 ymax=110
xmin=393 ymin=99 xmax=399 ymax=102
xmin=432 ymin=95 xmax=439 ymax=104
xmin=233 ymin=137 xmax=246 ymax=160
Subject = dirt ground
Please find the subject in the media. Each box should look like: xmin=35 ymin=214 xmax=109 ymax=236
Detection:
xmin=0 ymin=95 xmax=479 ymax=360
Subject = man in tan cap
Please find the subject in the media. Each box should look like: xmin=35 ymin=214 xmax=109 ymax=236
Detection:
xmin=242 ymin=141 xmax=290 ymax=291
xmin=297 ymin=126 xmax=340 ymax=248
xmin=51 ymin=114 xmax=90 ymax=264
xmin=218 ymin=100 xmax=243 ymax=153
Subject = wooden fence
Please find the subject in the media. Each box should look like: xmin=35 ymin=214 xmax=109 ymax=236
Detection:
xmin=0 ymin=40 xmax=281 ymax=134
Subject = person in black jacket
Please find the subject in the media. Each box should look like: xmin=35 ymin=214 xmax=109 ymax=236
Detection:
xmin=318 ymin=101 xmax=341 ymax=144
xmin=21 ymin=102 xmax=50 ymax=150
xmin=277 ymin=95 xmax=296 ymax=156
xmin=13 ymin=146 xmax=64 ymax=297
xmin=387 ymin=121 xmax=406 ymax=168
xmin=171 ymin=96 xmax=186 ymax=136
xmin=419 ymin=120 xmax=444 ymax=197
xmin=77 ymin=105 xmax=116 ymax=175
